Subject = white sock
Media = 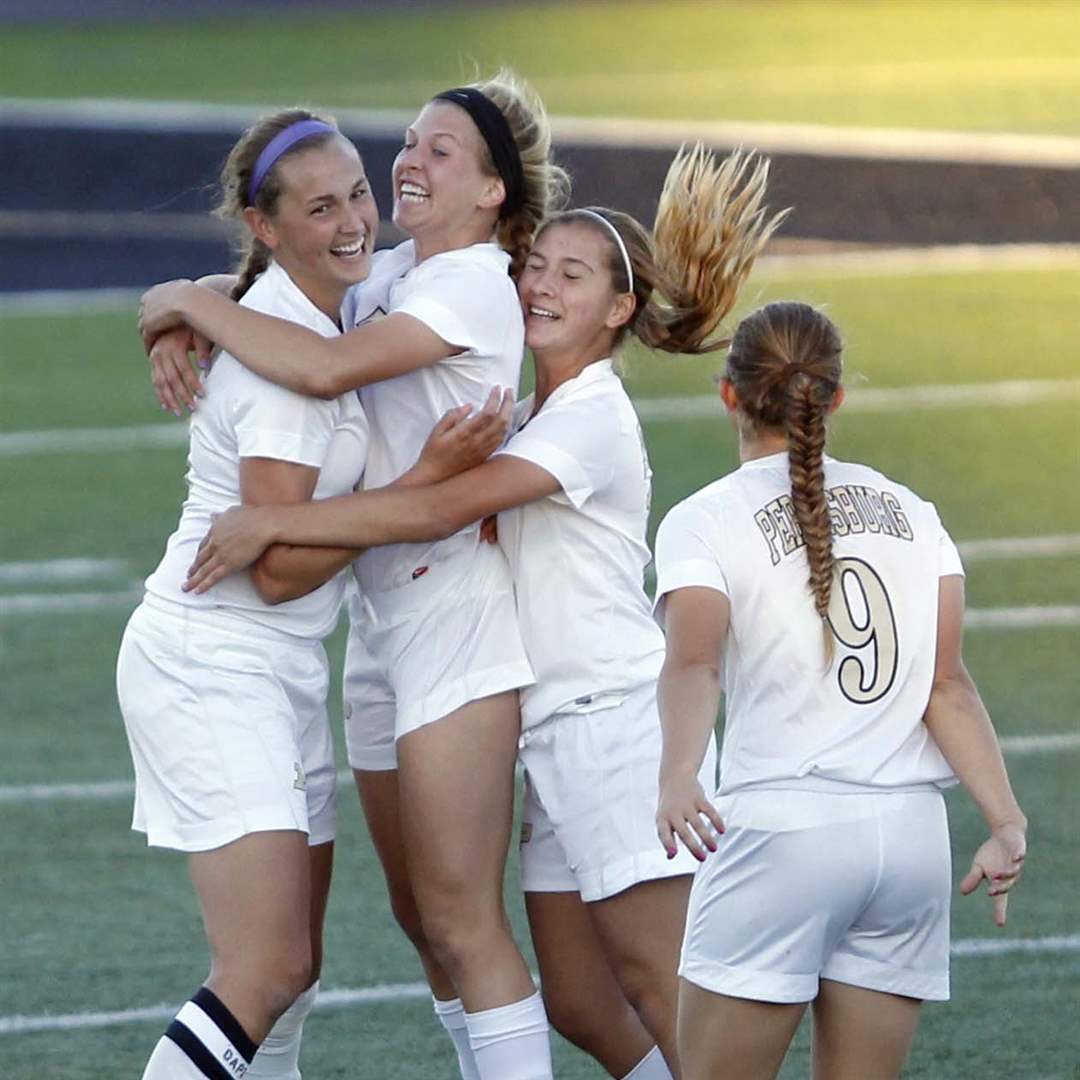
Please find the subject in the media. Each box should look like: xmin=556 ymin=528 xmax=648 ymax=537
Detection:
xmin=142 ymin=986 xmax=258 ymax=1079
xmin=465 ymin=990 xmax=553 ymax=1080
xmin=246 ymin=979 xmax=319 ymax=1079
xmin=623 ymin=1044 xmax=674 ymax=1080
xmin=433 ymin=996 xmax=481 ymax=1080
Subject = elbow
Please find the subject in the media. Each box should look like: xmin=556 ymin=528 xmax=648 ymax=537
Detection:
xmin=250 ymin=564 xmax=301 ymax=605
xmin=299 ymin=367 xmax=342 ymax=400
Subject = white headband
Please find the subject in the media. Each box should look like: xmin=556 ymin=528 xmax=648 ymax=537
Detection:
xmin=579 ymin=209 xmax=634 ymax=294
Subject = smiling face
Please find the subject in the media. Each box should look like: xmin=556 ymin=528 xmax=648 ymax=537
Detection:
xmin=391 ymin=100 xmax=505 ymax=255
xmin=517 ymin=221 xmax=635 ymax=365
xmin=245 ymin=135 xmax=378 ymax=317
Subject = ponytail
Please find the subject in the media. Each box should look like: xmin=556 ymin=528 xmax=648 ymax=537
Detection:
xmin=726 ymin=302 xmax=844 ymax=663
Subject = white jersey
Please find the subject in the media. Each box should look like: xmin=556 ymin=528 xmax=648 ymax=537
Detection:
xmin=145 ymin=261 xmax=369 ymax=640
xmin=496 ymin=360 xmax=666 ymax=728
xmin=342 ymin=240 xmax=524 ymax=593
xmin=654 ymin=452 xmax=964 ymax=794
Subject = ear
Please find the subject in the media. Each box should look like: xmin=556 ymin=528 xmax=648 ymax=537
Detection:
xmin=242 ymin=206 xmax=279 ymax=252
xmin=718 ymin=377 xmax=740 ymax=414
xmin=477 ymin=175 xmax=507 ymax=213
xmin=604 ymin=292 xmax=637 ymax=330
xmin=828 ymin=385 xmax=845 ymax=414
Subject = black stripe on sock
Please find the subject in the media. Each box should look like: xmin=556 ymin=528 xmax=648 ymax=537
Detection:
xmin=192 ymin=986 xmax=258 ymax=1063
xmin=164 ymin=1020 xmax=237 ymax=1080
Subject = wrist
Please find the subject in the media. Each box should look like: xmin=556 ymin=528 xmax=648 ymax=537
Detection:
xmin=989 ymin=813 xmax=1027 ymax=834
xmin=399 ymin=462 xmax=436 ymax=488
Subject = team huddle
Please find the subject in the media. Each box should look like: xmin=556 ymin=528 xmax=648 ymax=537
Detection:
xmin=118 ymin=68 xmax=1027 ymax=1080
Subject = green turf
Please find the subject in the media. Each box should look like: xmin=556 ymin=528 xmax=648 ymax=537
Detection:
xmin=2 ymin=263 xmax=1078 ymax=1078
xmin=3 ymin=1 xmax=1080 ymax=134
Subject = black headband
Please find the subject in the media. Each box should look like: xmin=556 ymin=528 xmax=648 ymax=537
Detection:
xmin=434 ymin=87 xmax=525 ymax=219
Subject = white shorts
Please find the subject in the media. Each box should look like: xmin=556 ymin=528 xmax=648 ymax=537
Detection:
xmin=347 ymin=541 xmax=534 ymax=744
xmin=342 ymin=600 xmax=397 ymax=772
xmin=116 ymin=597 xmax=337 ymax=852
xmin=518 ymin=682 xmax=718 ymax=902
xmin=680 ymin=788 xmax=951 ymax=1003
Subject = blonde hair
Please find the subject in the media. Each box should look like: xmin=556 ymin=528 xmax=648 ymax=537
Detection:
xmin=465 ymin=69 xmax=570 ymax=278
xmin=215 ymin=108 xmax=340 ymax=299
xmin=539 ymin=144 xmax=787 ymax=358
xmin=726 ymin=301 xmax=844 ymax=659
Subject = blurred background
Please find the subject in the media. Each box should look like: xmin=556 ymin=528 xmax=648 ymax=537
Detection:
xmin=2 ymin=3 xmax=1078 ymax=1078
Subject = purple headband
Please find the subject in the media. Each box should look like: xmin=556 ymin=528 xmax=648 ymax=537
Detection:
xmin=248 ymin=119 xmax=337 ymax=205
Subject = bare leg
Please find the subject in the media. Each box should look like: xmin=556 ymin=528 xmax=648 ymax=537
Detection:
xmin=354 ymin=768 xmax=457 ymax=999
xmin=188 ymin=830 xmax=315 ymax=1042
xmin=587 ymin=876 xmax=692 ymax=1071
xmin=811 ymin=979 xmax=921 ymax=1080
xmin=677 ymin=979 xmax=806 ymax=1080
xmin=526 ymin=890 xmax=655 ymax=1077
xmin=396 ymin=691 xmax=535 ymax=1011
xmin=307 ymin=840 xmax=333 ymax=981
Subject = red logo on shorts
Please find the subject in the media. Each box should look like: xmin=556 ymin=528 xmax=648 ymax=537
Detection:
xmin=412 ymin=566 xmax=429 ymax=580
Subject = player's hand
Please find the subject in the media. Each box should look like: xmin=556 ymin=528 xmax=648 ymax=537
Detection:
xmin=149 ymin=326 xmax=214 ymax=415
xmin=411 ymin=387 xmax=514 ymax=485
xmin=479 ymin=515 xmax=499 ymax=544
xmin=656 ymin=770 xmax=725 ymax=862
xmin=139 ymin=280 xmax=196 ymax=351
xmin=959 ymin=822 xmax=1027 ymax=927
xmin=183 ymin=505 xmax=278 ymax=594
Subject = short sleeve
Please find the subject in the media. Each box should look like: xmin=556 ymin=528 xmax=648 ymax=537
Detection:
xmin=933 ymin=506 xmax=965 ymax=578
xmin=392 ymin=255 xmax=514 ymax=357
xmin=495 ymin=396 xmax=616 ymax=508
xmin=653 ymin=501 xmax=730 ymax=623
xmin=224 ymin=357 xmax=337 ymax=467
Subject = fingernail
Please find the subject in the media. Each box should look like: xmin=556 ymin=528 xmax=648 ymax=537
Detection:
xmin=666 ymin=849 xmax=675 ymax=860
xmin=173 ymin=409 xmax=182 ymax=418
xmin=198 ymin=359 xmax=210 ymax=369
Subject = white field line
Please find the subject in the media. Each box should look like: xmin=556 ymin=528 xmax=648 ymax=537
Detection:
xmin=957 ymin=534 xmax=1080 ymax=561
xmin=4 ymin=378 xmax=1080 ymax=460
xmin=0 ymin=287 xmax=141 ymax=316
xmin=0 ymin=210 xmax=229 ymax=241
xmin=0 ymin=770 xmax=356 ymax=805
xmin=3 ymin=244 xmax=1080 ymax=320
xmin=754 ymin=243 xmax=1080 ymax=278
xmin=5 ymin=96 xmax=1080 ymax=167
xmin=3 ymin=589 xmax=1079 ymax=628
xmin=2 ymin=734 xmax=1075 ymax=807
xmin=634 ymin=379 xmax=1080 ymax=422
xmin=0 ymin=559 xmax=128 ymax=585
xmin=998 ymin=732 xmax=1080 ymax=755
xmin=5 ymin=934 xmax=1080 ymax=1035
xmin=964 ymin=606 xmax=1080 ymax=630
xmin=0 ymin=590 xmax=142 ymax=616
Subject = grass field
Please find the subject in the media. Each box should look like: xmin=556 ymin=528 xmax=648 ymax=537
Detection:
xmin=3 ymin=1 xmax=1080 ymax=135
xmin=2 ymin=261 xmax=1079 ymax=1078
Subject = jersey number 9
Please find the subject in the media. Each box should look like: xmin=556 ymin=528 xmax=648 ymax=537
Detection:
xmin=827 ymin=557 xmax=899 ymax=705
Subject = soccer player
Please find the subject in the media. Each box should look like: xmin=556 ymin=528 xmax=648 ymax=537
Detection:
xmin=652 ymin=301 xmax=1028 ymax=1079
xmin=172 ymin=145 xmax=785 ymax=1079
xmin=139 ymin=72 xmax=569 ymax=1079
xmin=117 ymin=110 xmax=502 ymax=1080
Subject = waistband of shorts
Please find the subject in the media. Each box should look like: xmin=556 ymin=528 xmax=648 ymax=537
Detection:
xmin=722 ymin=777 xmax=946 ymax=798
xmin=359 ymin=538 xmax=512 ymax=619
xmin=140 ymin=592 xmax=323 ymax=649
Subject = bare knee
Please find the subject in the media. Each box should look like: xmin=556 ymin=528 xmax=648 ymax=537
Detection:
xmin=544 ymin=987 xmax=620 ymax=1055
xmin=386 ymin=879 xmax=430 ymax=952
xmin=213 ymin=940 xmax=313 ymax=1021
xmin=420 ymin=899 xmax=506 ymax=979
